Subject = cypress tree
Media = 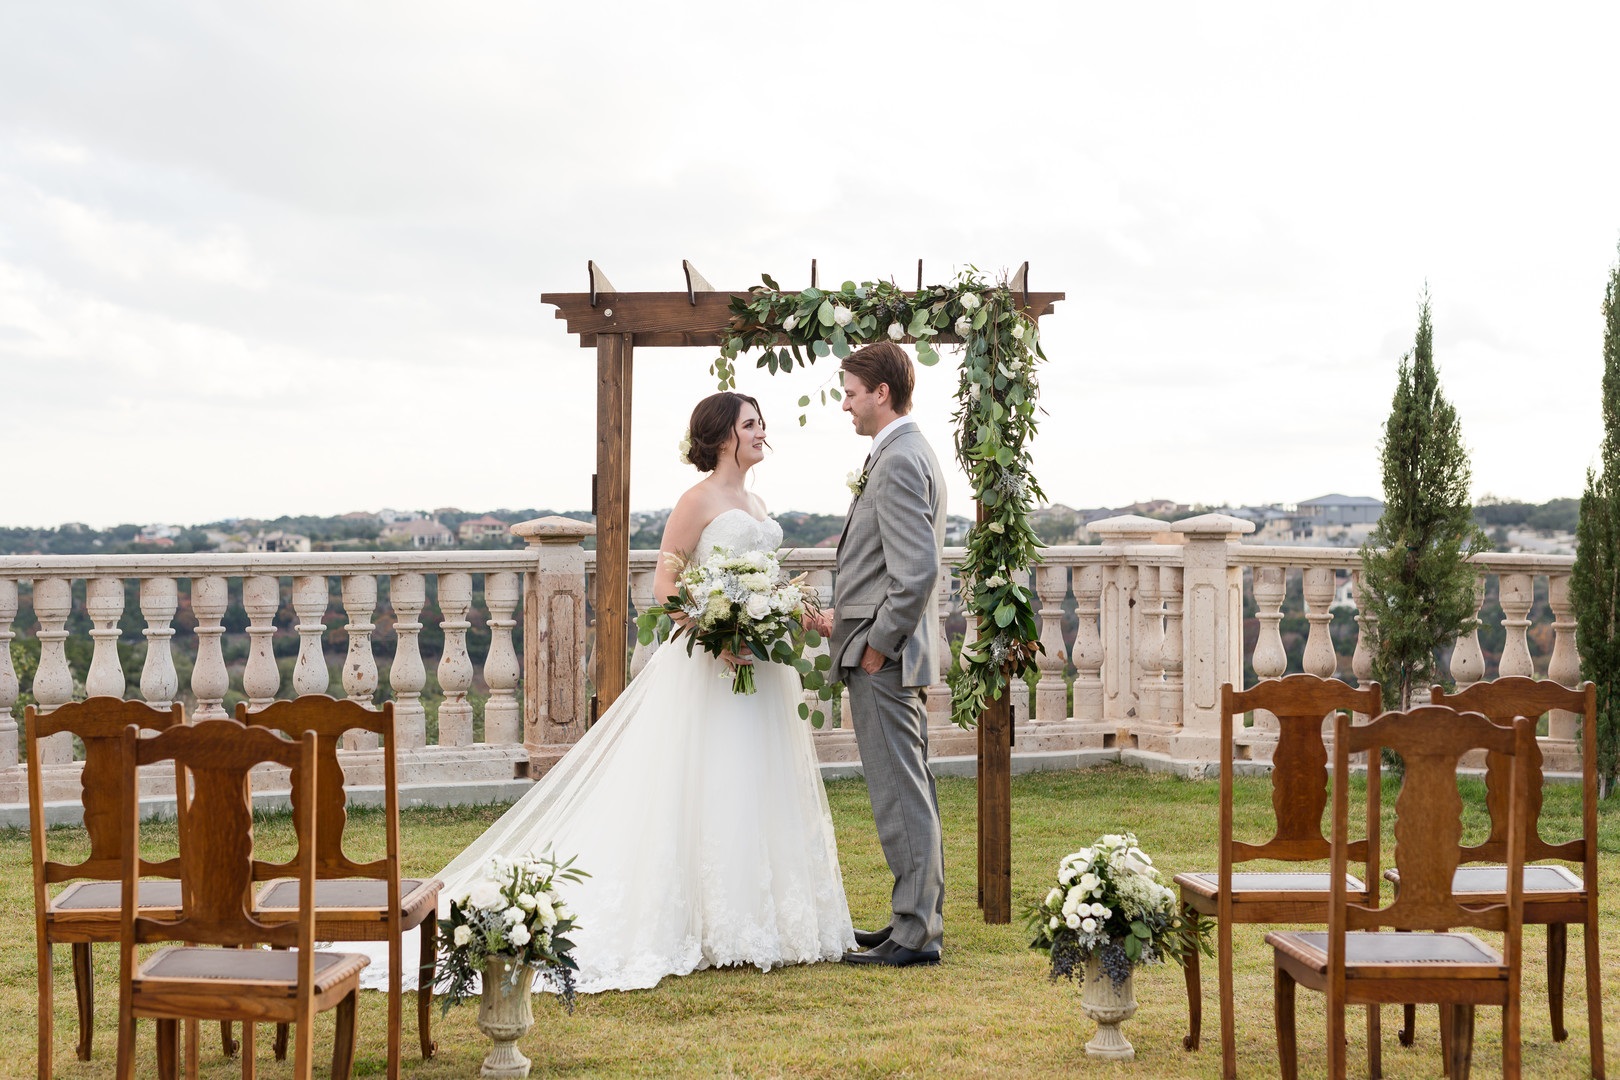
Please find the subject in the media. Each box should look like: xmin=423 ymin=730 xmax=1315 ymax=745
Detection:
xmin=1571 ymin=243 xmax=1620 ymax=798
xmin=1360 ymin=290 xmax=1489 ymax=711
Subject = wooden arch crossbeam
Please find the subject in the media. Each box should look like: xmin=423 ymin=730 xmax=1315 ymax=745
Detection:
xmin=541 ymin=261 xmax=1065 ymax=923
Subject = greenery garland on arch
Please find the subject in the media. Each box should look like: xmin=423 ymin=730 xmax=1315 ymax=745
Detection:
xmin=712 ymin=270 xmax=1047 ymax=729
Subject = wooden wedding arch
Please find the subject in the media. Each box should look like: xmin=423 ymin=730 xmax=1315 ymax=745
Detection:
xmin=542 ymin=260 xmax=1064 ymax=922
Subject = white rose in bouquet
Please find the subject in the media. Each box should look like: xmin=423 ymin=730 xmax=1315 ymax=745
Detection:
xmin=504 ymin=905 xmax=526 ymax=926
xmin=1010 ymin=321 xmax=1025 ymax=341
xmin=468 ymin=879 xmax=504 ymax=912
xmin=536 ymin=894 xmax=559 ymax=927
xmin=517 ymin=892 xmax=538 ymax=910
xmin=887 ymin=321 xmax=904 ymax=341
xmin=453 ymin=924 xmax=473 ymax=947
xmin=509 ymin=923 xmax=532 ymax=947
xmin=832 ymin=304 xmax=853 ymax=326
xmin=745 ymin=594 xmax=772 ymax=620
xmin=954 ymin=314 xmax=973 ymax=336
xmin=958 ymin=290 xmax=981 ymax=311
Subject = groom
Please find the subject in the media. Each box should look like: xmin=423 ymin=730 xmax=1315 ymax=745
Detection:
xmin=824 ymin=340 xmax=947 ymax=968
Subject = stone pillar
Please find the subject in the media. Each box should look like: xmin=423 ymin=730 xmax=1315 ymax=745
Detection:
xmin=1158 ymin=564 xmax=1184 ymax=726
xmin=138 ymin=578 xmax=180 ymax=710
xmin=32 ymin=578 xmax=76 ymax=763
xmin=512 ymin=516 xmax=595 ymax=775
xmin=389 ymin=573 xmax=429 ymax=748
xmin=242 ymin=575 xmax=282 ymax=712
xmin=340 ymin=575 xmax=381 ymax=750
xmin=1034 ymin=563 xmax=1070 ymax=722
xmin=1171 ymin=514 xmax=1254 ymax=761
xmin=483 ymin=571 xmax=523 ymax=745
xmin=1088 ymin=516 xmax=1164 ymax=743
xmin=1497 ymin=572 xmax=1535 ymax=679
xmin=1449 ymin=571 xmax=1487 ymax=691
xmin=291 ymin=576 xmax=331 ymax=698
xmin=190 ymin=576 xmax=230 ymax=719
xmin=628 ymin=563 xmax=660 ymax=678
xmin=1071 ymin=564 xmax=1104 ymax=723
xmin=86 ymin=577 xmax=128 ymax=700
xmin=436 ymin=572 xmax=475 ymax=746
xmin=1248 ymin=563 xmax=1287 ymax=752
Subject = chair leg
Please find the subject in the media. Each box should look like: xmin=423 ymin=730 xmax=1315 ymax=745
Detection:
xmin=333 ymin=989 xmax=359 ymax=1080
xmin=1182 ymin=905 xmax=1203 ymax=1052
xmin=72 ymin=941 xmax=94 ymax=1061
xmin=185 ymin=1019 xmax=200 ymax=1078
xmin=419 ymin=916 xmax=439 ymax=1059
xmin=156 ymin=1018 xmax=179 ymax=1080
xmin=1218 ymin=915 xmax=1236 ymax=1078
xmin=241 ymin=1024 xmax=256 ymax=1080
xmin=1448 ymin=1003 xmax=1475 ymax=1080
xmin=1585 ymin=920 xmax=1606 ymax=1080
xmin=1274 ymin=961 xmax=1298 ymax=1080
xmin=221 ymin=1021 xmax=238 ymax=1057
xmin=273 ymin=1021 xmax=289 ymax=1061
xmin=1367 ymin=1005 xmax=1382 ymax=1080
xmin=37 ymin=939 xmax=53 ymax=1080
xmin=1550 ymin=922 xmax=1569 ymax=1042
xmin=1441 ymin=1004 xmax=1454 ymax=1078
xmin=1399 ymin=1004 xmax=1416 ymax=1047
xmin=390 ymin=933 xmax=403 ymax=1080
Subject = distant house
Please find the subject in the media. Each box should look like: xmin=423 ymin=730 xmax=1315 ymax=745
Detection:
xmin=249 ymin=530 xmax=311 ymax=553
xmin=1296 ymin=494 xmax=1384 ymax=526
xmin=381 ymin=518 xmax=455 ymax=548
xmin=340 ymin=510 xmax=380 ymax=524
xmin=458 ymin=515 xmax=510 ymax=543
xmin=376 ymin=508 xmax=423 ymax=524
xmin=140 ymin=523 xmax=181 ymax=542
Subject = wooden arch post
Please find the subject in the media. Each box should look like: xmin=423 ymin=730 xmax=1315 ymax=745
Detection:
xmin=542 ymin=262 xmax=1063 ymax=924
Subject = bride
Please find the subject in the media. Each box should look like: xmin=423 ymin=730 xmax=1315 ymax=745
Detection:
xmin=356 ymin=391 xmax=855 ymax=993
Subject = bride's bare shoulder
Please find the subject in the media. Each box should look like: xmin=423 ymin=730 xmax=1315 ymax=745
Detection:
xmin=662 ymin=483 xmax=723 ymax=551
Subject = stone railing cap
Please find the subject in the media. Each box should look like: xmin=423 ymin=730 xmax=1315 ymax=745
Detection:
xmin=1172 ymin=513 xmax=1256 ymax=537
xmin=511 ymin=516 xmax=596 ymax=543
xmin=1087 ymin=514 xmax=1169 ymax=537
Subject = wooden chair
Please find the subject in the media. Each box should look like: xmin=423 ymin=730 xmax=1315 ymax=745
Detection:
xmin=237 ymin=696 xmax=441 ymax=1079
xmin=115 ymin=717 xmax=369 ymax=1079
xmin=26 ymin=698 xmax=235 ymax=1078
xmin=1174 ymin=674 xmax=1383 ymax=1079
xmin=1384 ymin=678 xmax=1604 ymax=1077
xmin=1268 ymin=706 xmax=1535 ymax=1080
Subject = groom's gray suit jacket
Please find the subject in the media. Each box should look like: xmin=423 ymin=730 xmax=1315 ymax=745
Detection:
xmin=831 ymin=424 xmax=946 ymax=685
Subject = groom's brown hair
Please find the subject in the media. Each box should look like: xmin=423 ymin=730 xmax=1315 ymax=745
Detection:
xmin=842 ymin=341 xmax=915 ymax=414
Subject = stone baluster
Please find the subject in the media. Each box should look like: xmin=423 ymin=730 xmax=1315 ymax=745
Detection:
xmin=0 ymin=580 xmax=19 ymax=767
xmin=483 ymin=571 xmax=523 ymax=745
xmin=436 ymin=572 xmax=475 ymax=746
xmin=340 ymin=575 xmax=380 ymax=750
xmin=32 ymin=578 xmax=75 ymax=763
xmin=1071 ymin=564 xmax=1104 ymax=722
xmin=390 ymin=572 xmax=429 ymax=749
xmin=1449 ymin=571 xmax=1487 ymax=691
xmin=242 ymin=575 xmax=282 ymax=711
xmin=291 ymin=576 xmax=331 ymax=698
xmin=1301 ymin=567 xmax=1338 ymax=679
xmin=1159 ymin=564 xmax=1184 ymax=726
xmin=513 ymin=517 xmax=594 ymax=773
xmin=1034 ymin=563 xmax=1069 ymax=722
xmin=138 ymin=578 xmax=180 ymax=710
xmin=1134 ymin=559 xmax=1163 ymax=724
xmin=1350 ymin=569 xmax=1377 ymax=693
xmin=1171 ymin=514 xmax=1254 ymax=759
xmin=1546 ymin=571 xmax=1580 ymax=742
xmin=1249 ymin=565 xmax=1287 ymax=737
xmin=190 ymin=576 xmax=230 ymax=719
xmin=1497 ymin=572 xmax=1535 ymax=679
xmin=629 ymin=564 xmax=659 ymax=677
xmin=85 ymin=576 xmax=128 ymax=699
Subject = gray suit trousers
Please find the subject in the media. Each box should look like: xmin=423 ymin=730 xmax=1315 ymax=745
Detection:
xmin=847 ymin=661 xmax=945 ymax=951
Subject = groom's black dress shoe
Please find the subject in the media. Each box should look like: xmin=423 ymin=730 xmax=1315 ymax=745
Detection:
xmin=842 ymin=939 xmax=941 ymax=967
xmin=852 ymin=925 xmax=892 ymax=949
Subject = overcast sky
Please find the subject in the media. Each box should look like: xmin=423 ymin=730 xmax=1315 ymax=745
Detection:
xmin=3 ymin=3 xmax=1617 ymax=529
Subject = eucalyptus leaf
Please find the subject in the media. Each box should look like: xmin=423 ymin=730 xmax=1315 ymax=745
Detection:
xmin=818 ymin=300 xmax=835 ymax=326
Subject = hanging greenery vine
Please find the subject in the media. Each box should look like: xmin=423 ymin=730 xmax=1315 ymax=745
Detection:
xmin=713 ymin=270 xmax=1047 ymax=729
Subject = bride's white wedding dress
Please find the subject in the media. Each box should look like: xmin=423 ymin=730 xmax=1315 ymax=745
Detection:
xmin=351 ymin=508 xmax=855 ymax=993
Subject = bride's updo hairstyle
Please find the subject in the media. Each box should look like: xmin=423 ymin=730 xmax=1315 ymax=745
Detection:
xmin=685 ymin=391 xmax=767 ymax=472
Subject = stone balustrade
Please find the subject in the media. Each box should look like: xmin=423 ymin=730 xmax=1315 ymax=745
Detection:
xmin=0 ymin=514 xmax=1584 ymax=817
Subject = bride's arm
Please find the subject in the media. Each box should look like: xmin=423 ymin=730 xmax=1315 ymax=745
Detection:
xmin=653 ymin=492 xmax=708 ymax=607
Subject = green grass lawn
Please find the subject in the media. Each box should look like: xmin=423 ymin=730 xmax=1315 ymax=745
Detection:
xmin=6 ymin=765 xmax=1618 ymax=1077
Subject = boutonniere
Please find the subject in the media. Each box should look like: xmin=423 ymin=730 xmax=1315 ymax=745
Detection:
xmin=846 ymin=468 xmax=868 ymax=498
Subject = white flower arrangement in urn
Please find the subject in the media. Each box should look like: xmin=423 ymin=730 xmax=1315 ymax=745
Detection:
xmin=1025 ymin=833 xmax=1210 ymax=1060
xmin=439 ymin=853 xmax=586 ymax=1078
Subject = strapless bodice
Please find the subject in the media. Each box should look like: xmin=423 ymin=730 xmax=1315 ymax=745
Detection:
xmin=694 ymin=508 xmax=783 ymax=558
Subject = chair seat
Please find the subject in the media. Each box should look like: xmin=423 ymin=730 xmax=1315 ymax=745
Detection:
xmin=51 ymin=879 xmax=184 ymax=913
xmin=1384 ymin=863 xmax=1584 ymax=898
xmin=137 ymin=946 xmax=370 ymax=991
xmin=1267 ymin=930 xmax=1504 ymax=976
xmin=255 ymin=877 xmax=441 ymax=924
xmin=1175 ymin=871 xmax=1368 ymax=901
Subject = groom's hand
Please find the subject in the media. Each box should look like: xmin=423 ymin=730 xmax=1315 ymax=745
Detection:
xmin=860 ymin=645 xmax=888 ymax=674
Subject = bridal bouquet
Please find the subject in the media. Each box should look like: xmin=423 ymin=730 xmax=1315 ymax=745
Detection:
xmin=635 ymin=544 xmax=833 ymax=704
xmin=1024 ymin=832 xmax=1207 ymax=987
xmin=437 ymin=852 xmax=587 ymax=1013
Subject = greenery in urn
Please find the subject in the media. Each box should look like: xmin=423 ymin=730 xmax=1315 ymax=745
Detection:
xmin=715 ymin=269 xmax=1047 ymax=729
xmin=1572 ymin=241 xmax=1620 ymax=798
xmin=438 ymin=853 xmax=587 ymax=1014
xmin=1024 ymin=833 xmax=1210 ymax=986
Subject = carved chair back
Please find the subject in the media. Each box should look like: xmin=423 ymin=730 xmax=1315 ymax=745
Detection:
xmin=235 ymin=696 xmax=398 ymax=886
xmin=1431 ymin=677 xmax=1596 ymax=866
xmin=1334 ymin=706 xmax=1533 ymax=938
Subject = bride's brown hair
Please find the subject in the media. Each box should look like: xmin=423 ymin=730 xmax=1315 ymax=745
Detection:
xmin=686 ymin=391 xmax=767 ymax=472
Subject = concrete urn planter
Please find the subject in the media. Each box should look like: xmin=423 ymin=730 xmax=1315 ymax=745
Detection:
xmin=477 ymin=957 xmax=535 ymax=1078
xmin=1080 ymin=955 xmax=1138 ymax=1061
